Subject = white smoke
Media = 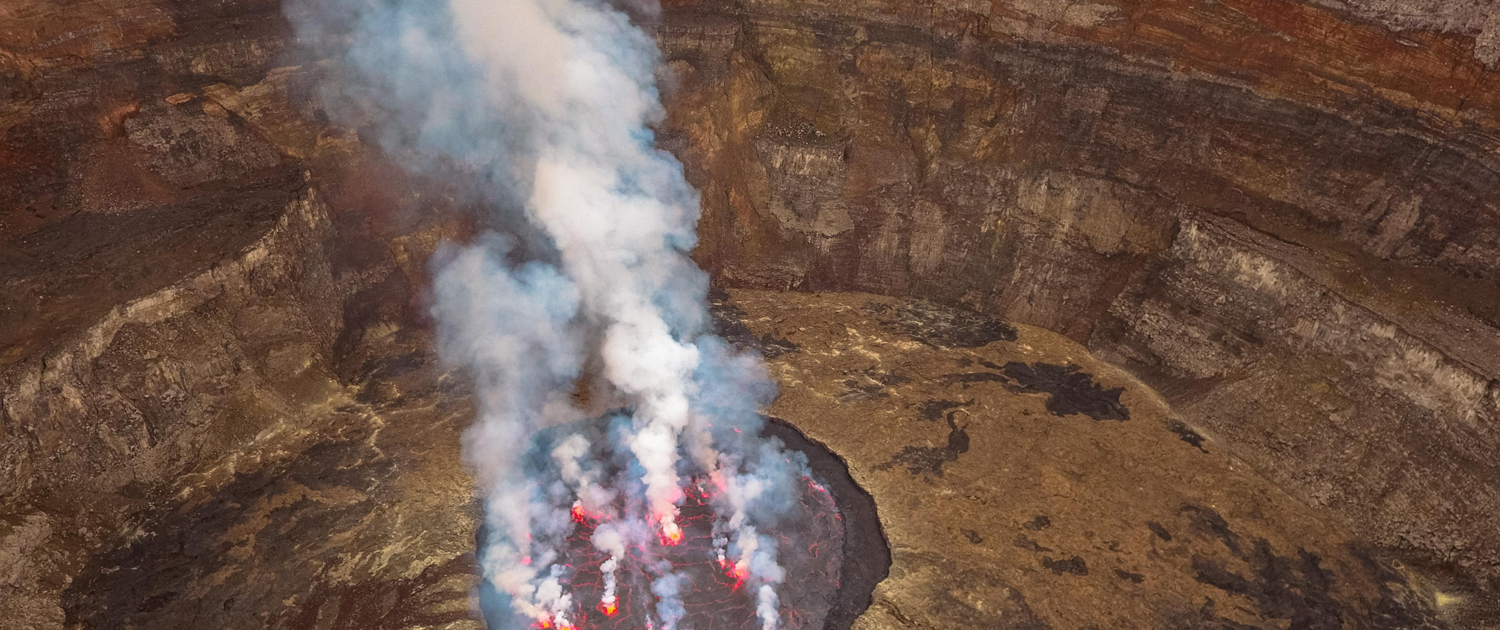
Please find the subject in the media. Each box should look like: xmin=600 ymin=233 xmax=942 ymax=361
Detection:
xmin=758 ymin=584 xmax=781 ymax=630
xmin=591 ymin=524 xmax=626 ymax=609
xmin=286 ymin=0 xmax=805 ymax=626
xmin=650 ymin=570 xmax=686 ymax=630
xmin=553 ymin=435 xmax=615 ymax=516
xmin=430 ymin=241 xmax=583 ymax=619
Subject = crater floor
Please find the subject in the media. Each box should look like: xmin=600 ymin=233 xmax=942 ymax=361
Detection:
xmin=720 ymin=289 xmax=1453 ymax=630
xmin=36 ymin=290 xmax=1460 ymax=630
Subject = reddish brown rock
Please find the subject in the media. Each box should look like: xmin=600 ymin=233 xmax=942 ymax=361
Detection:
xmin=3 ymin=0 xmax=1500 ymax=627
xmin=655 ymin=0 xmax=1500 ymax=594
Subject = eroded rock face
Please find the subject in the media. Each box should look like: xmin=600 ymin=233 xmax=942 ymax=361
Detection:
xmin=0 ymin=4 xmax=457 ymax=621
xmin=0 ymin=183 xmax=470 ymax=628
xmin=4 ymin=0 xmax=1500 ymax=627
xmin=654 ymin=0 xmax=1500 ymax=592
xmin=61 ymin=356 xmax=486 ymax=630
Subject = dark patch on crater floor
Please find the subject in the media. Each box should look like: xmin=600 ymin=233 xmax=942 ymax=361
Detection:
xmin=916 ymin=399 xmax=965 ymax=422
xmin=946 ymin=371 xmax=1011 ymax=385
xmin=1172 ymin=504 xmax=1448 ymax=630
xmin=1041 ymin=555 xmax=1089 ymax=576
xmin=1181 ymin=503 xmax=1242 ymax=555
xmin=1014 ymin=534 xmax=1052 ymax=553
xmin=1191 ymin=542 xmax=1342 ymax=630
xmin=838 ymin=368 xmax=909 ymax=402
xmin=708 ymin=288 xmax=800 ymax=358
xmin=1167 ymin=420 xmax=1209 ymax=453
xmin=1000 ymin=362 xmax=1130 ymax=421
xmin=875 ymin=411 xmax=969 ymax=477
xmin=865 ymin=300 xmax=1017 ymax=348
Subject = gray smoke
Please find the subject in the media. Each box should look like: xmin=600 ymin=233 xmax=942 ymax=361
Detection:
xmin=285 ymin=0 xmax=804 ymax=628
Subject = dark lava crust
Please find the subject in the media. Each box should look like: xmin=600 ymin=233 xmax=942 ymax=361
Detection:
xmin=762 ymin=417 xmax=892 ymax=630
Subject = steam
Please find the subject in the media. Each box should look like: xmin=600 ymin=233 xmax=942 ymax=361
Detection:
xmin=286 ymin=0 xmax=801 ymax=628
xmin=591 ymin=525 xmax=625 ymax=610
xmin=651 ymin=570 xmax=686 ymax=630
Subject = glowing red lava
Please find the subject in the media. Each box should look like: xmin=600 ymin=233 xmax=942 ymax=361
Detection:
xmin=553 ymin=475 xmax=844 ymax=630
xmin=659 ymin=524 xmax=684 ymax=547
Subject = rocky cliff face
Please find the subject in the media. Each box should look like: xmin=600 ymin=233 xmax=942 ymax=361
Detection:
xmin=2 ymin=0 xmax=1499 ymax=627
xmin=655 ymin=0 xmax=1500 ymax=594
xmin=0 ymin=3 xmax=466 ymax=622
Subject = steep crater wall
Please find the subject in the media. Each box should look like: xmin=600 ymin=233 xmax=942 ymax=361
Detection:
xmin=4 ymin=0 xmax=1500 ymax=622
xmin=655 ymin=0 xmax=1500 ymax=591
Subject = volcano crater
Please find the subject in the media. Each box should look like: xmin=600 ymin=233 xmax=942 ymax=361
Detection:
xmin=474 ymin=415 xmax=890 ymax=630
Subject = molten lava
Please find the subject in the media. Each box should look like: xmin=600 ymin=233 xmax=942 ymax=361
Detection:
xmin=727 ymin=564 xmax=748 ymax=591
xmin=659 ymin=524 xmax=684 ymax=546
xmin=550 ymin=473 xmax=844 ymax=630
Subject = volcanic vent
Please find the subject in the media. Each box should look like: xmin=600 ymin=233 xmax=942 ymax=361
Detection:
xmin=280 ymin=0 xmax=899 ymax=625
xmin=475 ymin=416 xmax=886 ymax=630
xmin=552 ymin=471 xmax=839 ymax=630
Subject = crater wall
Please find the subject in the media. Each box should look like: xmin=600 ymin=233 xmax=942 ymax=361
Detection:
xmin=4 ymin=0 xmax=1500 ymax=620
xmin=654 ymin=0 xmax=1500 ymax=588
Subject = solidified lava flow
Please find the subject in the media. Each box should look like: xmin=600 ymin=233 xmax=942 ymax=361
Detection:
xmin=551 ymin=474 xmax=845 ymax=630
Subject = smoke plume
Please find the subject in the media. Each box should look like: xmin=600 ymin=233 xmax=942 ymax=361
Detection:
xmin=285 ymin=0 xmax=805 ymax=628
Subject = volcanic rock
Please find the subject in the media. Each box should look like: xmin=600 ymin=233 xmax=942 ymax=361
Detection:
xmin=4 ymin=0 xmax=1500 ymax=627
